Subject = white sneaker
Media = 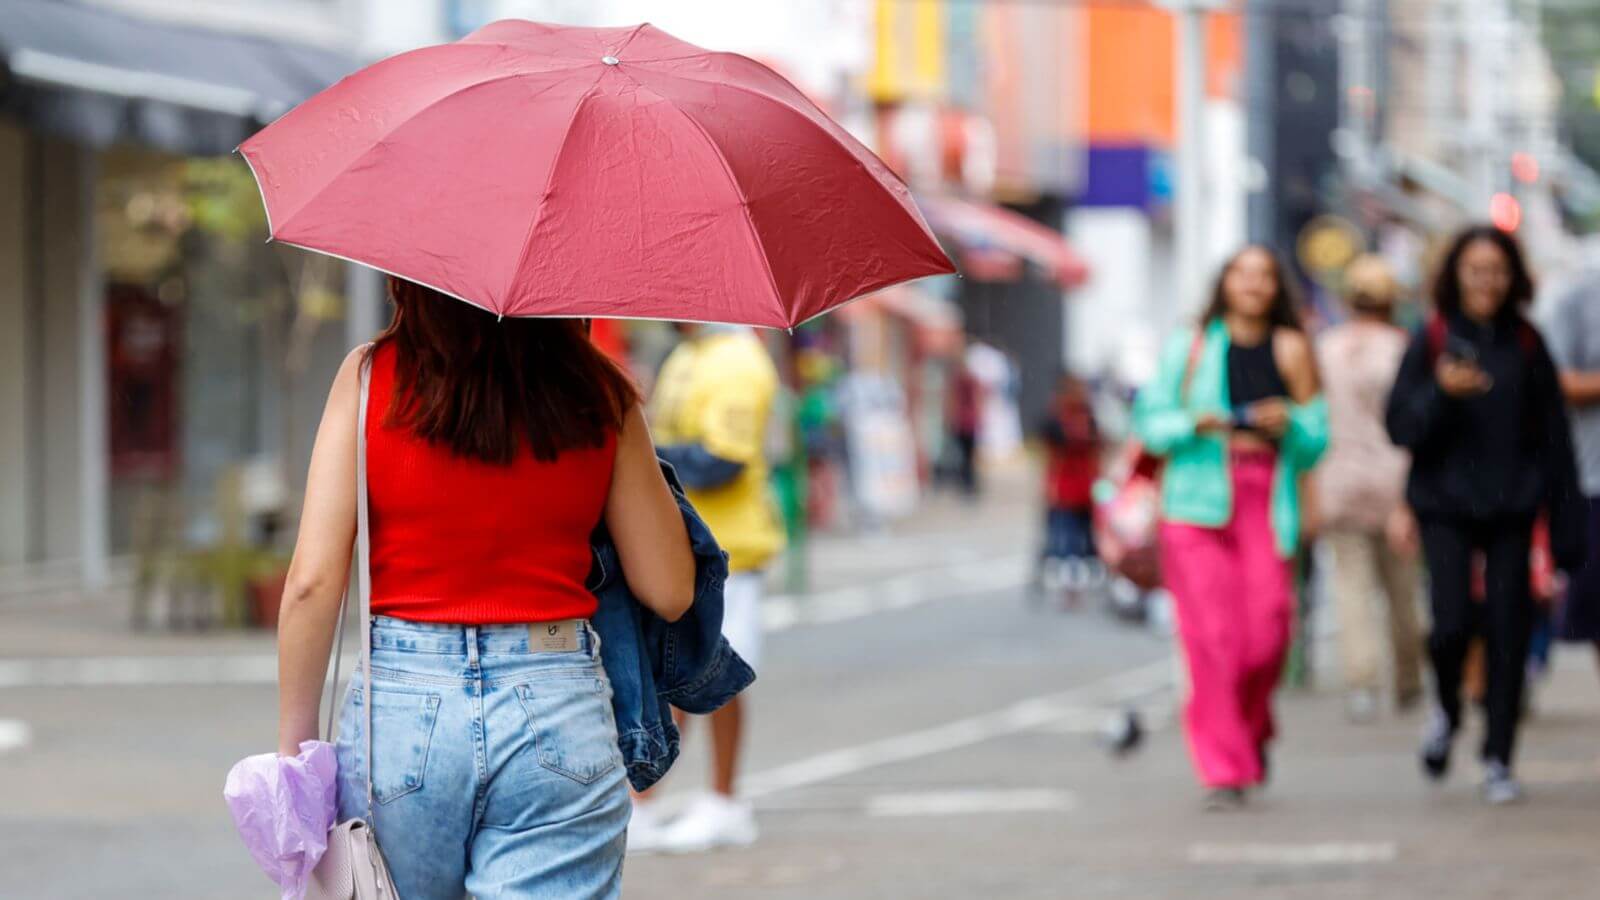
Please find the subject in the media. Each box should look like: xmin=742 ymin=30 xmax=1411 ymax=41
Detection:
xmin=1482 ymin=761 xmax=1524 ymax=806
xmin=658 ymin=792 xmax=758 ymax=853
xmin=1346 ymin=689 xmax=1379 ymax=724
xmin=626 ymin=800 xmax=673 ymax=855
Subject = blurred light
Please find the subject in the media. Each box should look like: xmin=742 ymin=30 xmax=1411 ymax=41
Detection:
xmin=1490 ymin=193 xmax=1522 ymax=232
xmin=1347 ymin=85 xmax=1375 ymax=119
xmin=126 ymin=192 xmax=156 ymax=226
xmin=1511 ymin=151 xmax=1540 ymax=184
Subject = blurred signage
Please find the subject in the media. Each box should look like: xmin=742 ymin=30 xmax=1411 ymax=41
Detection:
xmin=867 ymin=0 xmax=946 ymax=102
xmin=1296 ymin=215 xmax=1364 ymax=282
xmin=868 ymin=0 xmax=1080 ymax=197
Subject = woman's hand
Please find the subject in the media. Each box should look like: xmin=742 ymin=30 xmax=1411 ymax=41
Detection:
xmin=1436 ymin=359 xmax=1491 ymax=397
xmin=1247 ymin=398 xmax=1291 ymax=438
xmin=1194 ymin=412 xmax=1230 ymax=435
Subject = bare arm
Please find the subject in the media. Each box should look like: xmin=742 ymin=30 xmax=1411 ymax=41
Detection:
xmin=1543 ymin=287 xmax=1600 ymax=407
xmin=1249 ymin=330 xmax=1322 ymax=437
xmin=1558 ymin=370 xmax=1600 ymax=408
xmin=276 ymin=348 xmax=363 ymax=757
xmin=1276 ymin=328 xmax=1321 ymax=403
xmin=606 ymin=405 xmax=696 ymax=622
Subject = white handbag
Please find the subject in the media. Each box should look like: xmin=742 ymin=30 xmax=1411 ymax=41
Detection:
xmin=307 ymin=353 xmax=400 ymax=900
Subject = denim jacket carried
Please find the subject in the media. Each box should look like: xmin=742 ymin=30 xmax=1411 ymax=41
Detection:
xmin=587 ymin=460 xmax=756 ymax=791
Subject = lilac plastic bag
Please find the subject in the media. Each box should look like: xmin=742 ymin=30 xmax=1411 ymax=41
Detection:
xmin=224 ymin=740 xmax=339 ymax=900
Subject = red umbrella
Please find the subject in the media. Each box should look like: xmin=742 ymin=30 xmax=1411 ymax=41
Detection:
xmin=239 ymin=20 xmax=953 ymax=328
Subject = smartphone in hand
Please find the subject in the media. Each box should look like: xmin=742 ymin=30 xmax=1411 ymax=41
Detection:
xmin=1442 ymin=335 xmax=1479 ymax=367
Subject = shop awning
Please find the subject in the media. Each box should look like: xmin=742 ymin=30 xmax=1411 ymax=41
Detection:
xmin=834 ymin=283 xmax=964 ymax=353
xmin=0 ymin=0 xmax=359 ymax=156
xmin=916 ymin=194 xmax=1090 ymax=289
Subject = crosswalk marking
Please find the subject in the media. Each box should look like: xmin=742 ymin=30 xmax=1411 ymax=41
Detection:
xmin=742 ymin=661 xmax=1172 ymax=800
xmin=1187 ymin=842 xmax=1398 ymax=866
xmin=866 ymin=789 xmax=1076 ymax=817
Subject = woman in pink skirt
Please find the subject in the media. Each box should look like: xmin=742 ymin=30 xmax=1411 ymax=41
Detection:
xmin=1133 ymin=246 xmax=1328 ymax=809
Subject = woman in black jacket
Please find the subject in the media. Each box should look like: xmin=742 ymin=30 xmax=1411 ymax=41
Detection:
xmin=1386 ymin=225 xmax=1586 ymax=805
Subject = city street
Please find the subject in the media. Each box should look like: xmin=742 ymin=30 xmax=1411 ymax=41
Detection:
xmin=8 ymin=2 xmax=1600 ymax=898
xmin=2 ymin=475 xmax=1598 ymax=899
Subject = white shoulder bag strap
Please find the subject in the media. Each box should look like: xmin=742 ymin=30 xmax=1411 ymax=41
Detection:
xmin=323 ymin=349 xmax=378 ymax=821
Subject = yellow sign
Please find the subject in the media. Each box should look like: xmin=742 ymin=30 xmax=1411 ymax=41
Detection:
xmin=867 ymin=0 xmax=946 ymax=102
xmin=1296 ymin=215 xmax=1364 ymax=278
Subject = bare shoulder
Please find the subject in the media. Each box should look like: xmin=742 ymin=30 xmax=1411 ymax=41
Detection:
xmin=614 ymin=402 xmax=656 ymax=459
xmin=1274 ymin=328 xmax=1320 ymax=394
xmin=337 ymin=344 xmax=370 ymax=382
xmin=320 ymin=345 xmax=372 ymax=421
xmin=1275 ymin=327 xmax=1313 ymax=356
xmin=619 ymin=401 xmax=651 ymax=441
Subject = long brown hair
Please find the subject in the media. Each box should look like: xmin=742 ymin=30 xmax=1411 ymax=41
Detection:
xmin=371 ymin=277 xmax=639 ymax=464
xmin=1431 ymin=224 xmax=1535 ymax=321
xmin=1200 ymin=245 xmax=1306 ymax=332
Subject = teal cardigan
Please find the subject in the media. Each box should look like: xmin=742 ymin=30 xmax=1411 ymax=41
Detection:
xmin=1132 ymin=319 xmax=1329 ymax=557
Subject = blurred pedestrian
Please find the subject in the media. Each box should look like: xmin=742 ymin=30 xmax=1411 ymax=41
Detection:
xmin=1386 ymin=225 xmax=1586 ymax=805
xmin=1315 ymin=255 xmax=1424 ymax=722
xmin=1134 ymin=246 xmax=1328 ymax=810
xmin=1034 ymin=371 xmax=1103 ymax=606
xmin=1537 ymin=265 xmax=1600 ymax=680
xmin=946 ymin=352 xmax=984 ymax=497
xmin=634 ymin=324 xmax=783 ymax=851
xmin=275 ymin=278 xmax=695 ymax=898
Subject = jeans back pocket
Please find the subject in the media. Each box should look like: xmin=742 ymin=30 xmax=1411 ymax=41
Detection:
xmin=352 ymin=683 xmax=443 ymax=804
xmin=514 ymin=675 xmax=621 ymax=785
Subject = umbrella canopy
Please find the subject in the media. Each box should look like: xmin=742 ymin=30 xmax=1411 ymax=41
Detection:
xmin=239 ymin=20 xmax=954 ymax=328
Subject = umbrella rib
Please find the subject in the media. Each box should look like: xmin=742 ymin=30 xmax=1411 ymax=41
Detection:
xmin=633 ymin=57 xmax=879 ymax=170
xmin=633 ymin=63 xmax=941 ymax=251
xmin=502 ymin=66 xmax=612 ymax=310
xmin=623 ymin=73 xmax=788 ymax=327
xmin=613 ymin=22 xmax=651 ymax=56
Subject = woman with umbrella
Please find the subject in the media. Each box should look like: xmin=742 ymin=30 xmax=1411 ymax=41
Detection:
xmin=254 ymin=21 xmax=951 ymax=899
xmin=276 ymin=284 xmax=689 ymax=897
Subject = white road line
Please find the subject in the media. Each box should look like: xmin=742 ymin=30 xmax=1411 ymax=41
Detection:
xmin=866 ymin=788 xmax=1076 ymax=817
xmin=762 ymin=553 xmax=1029 ymax=632
xmin=742 ymin=661 xmax=1172 ymax=800
xmin=1187 ymin=843 xmax=1398 ymax=866
xmin=0 ymin=718 xmax=33 ymax=753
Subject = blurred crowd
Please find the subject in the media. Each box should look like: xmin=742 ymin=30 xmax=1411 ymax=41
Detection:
xmin=1025 ymin=224 xmax=1600 ymax=810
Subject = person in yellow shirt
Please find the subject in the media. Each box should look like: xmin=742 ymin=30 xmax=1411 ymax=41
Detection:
xmin=632 ymin=324 xmax=783 ymax=852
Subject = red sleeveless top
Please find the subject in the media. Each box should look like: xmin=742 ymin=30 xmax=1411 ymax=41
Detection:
xmin=364 ymin=344 xmax=616 ymax=624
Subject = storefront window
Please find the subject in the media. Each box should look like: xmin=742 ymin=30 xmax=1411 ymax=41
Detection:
xmin=97 ymin=150 xmax=348 ymax=561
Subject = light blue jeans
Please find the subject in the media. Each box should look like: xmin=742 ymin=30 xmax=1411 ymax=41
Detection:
xmin=335 ymin=616 xmax=630 ymax=899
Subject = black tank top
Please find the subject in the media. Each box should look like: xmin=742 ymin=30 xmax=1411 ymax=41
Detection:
xmin=1227 ymin=337 xmax=1288 ymax=407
